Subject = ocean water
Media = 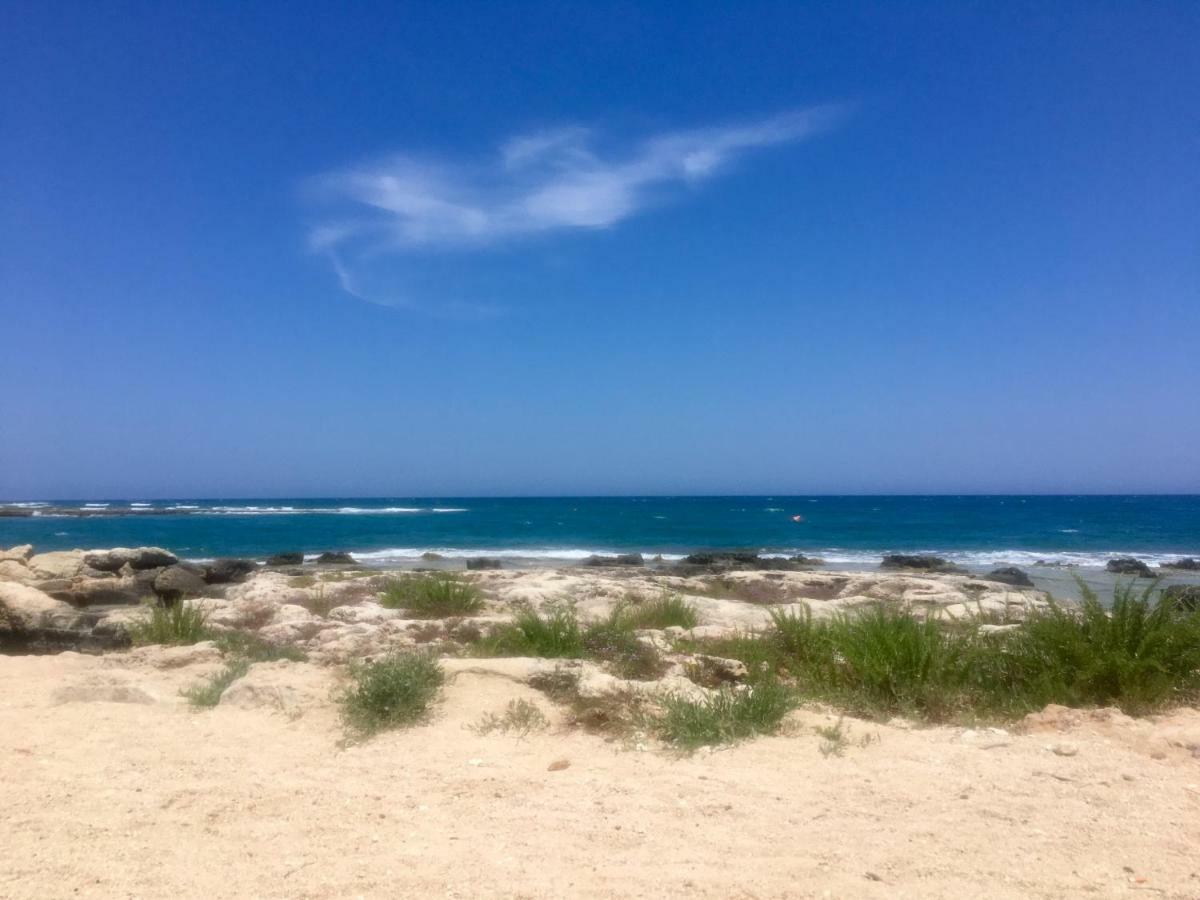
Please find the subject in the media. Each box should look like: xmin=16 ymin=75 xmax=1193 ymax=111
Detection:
xmin=1 ymin=496 xmax=1197 ymax=569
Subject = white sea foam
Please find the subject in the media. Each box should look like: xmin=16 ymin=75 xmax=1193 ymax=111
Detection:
xmin=328 ymin=547 xmax=689 ymax=564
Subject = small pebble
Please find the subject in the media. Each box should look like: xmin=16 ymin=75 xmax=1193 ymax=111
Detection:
xmin=1052 ymin=743 xmax=1079 ymax=757
xmin=547 ymin=758 xmax=570 ymax=772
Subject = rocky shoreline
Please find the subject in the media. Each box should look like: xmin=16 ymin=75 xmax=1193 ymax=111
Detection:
xmin=1 ymin=543 xmax=1057 ymax=656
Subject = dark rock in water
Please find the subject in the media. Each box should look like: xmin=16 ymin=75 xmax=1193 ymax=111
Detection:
xmin=880 ymin=554 xmax=968 ymax=575
xmin=1105 ymin=557 xmax=1155 ymax=578
xmin=204 ymin=558 xmax=257 ymax=584
xmin=677 ymin=551 xmax=804 ymax=573
xmin=153 ymin=564 xmax=208 ymax=602
xmin=791 ymin=555 xmax=824 ymax=566
xmin=1163 ymin=585 xmax=1200 ymax=612
xmin=266 ymin=552 xmax=305 ymax=566
xmin=421 ymin=552 xmax=445 ymax=561
xmin=580 ymin=553 xmax=645 ymax=567
xmin=315 ymin=552 xmax=357 ymax=566
xmin=984 ymin=566 xmax=1035 ymax=588
xmin=466 ymin=557 xmax=502 ymax=570
xmin=685 ymin=551 xmax=762 ymax=567
xmin=83 ymin=547 xmax=178 ymax=573
xmin=1161 ymin=558 xmax=1200 ymax=571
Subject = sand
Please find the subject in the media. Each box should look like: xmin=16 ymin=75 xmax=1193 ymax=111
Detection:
xmin=3 ymin=649 xmax=1199 ymax=899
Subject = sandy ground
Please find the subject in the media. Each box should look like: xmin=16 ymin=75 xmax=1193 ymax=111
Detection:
xmin=3 ymin=651 xmax=1200 ymax=899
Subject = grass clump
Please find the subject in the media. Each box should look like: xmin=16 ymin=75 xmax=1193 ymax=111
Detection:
xmin=473 ymin=605 xmax=584 ymax=657
xmin=654 ymin=680 xmax=794 ymax=749
xmin=129 ymin=600 xmax=211 ymax=646
xmin=763 ymin=581 xmax=1200 ymax=720
xmin=474 ymin=605 xmax=667 ymax=679
xmin=212 ymin=630 xmax=307 ymax=662
xmin=183 ymin=659 xmax=251 ymax=708
xmin=339 ymin=651 xmax=444 ymax=739
xmin=995 ymin=580 xmax=1200 ymax=715
xmin=614 ymin=592 xmax=700 ymax=630
xmin=380 ymin=574 xmax=485 ymax=618
xmin=471 ymin=698 xmax=549 ymax=736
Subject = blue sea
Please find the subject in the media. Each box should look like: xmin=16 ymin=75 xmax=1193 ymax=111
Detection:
xmin=1 ymin=496 xmax=1197 ymax=569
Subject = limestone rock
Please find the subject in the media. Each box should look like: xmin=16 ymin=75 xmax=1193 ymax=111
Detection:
xmin=0 ymin=544 xmax=33 ymax=562
xmin=154 ymin=564 xmax=209 ymax=602
xmin=27 ymin=550 xmax=86 ymax=580
xmin=204 ymin=558 xmax=258 ymax=584
xmin=0 ymin=581 xmax=80 ymax=632
xmin=83 ymin=547 xmax=178 ymax=572
xmin=51 ymin=674 xmax=158 ymax=705
xmin=219 ymin=661 xmax=330 ymax=715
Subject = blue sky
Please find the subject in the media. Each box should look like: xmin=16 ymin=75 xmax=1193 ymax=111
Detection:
xmin=2 ymin=1 xmax=1197 ymax=497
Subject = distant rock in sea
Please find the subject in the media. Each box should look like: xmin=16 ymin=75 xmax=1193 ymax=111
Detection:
xmin=1105 ymin=557 xmax=1154 ymax=578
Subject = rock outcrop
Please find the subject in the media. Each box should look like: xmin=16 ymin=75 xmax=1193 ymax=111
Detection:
xmin=1105 ymin=557 xmax=1155 ymax=578
xmin=204 ymin=558 xmax=258 ymax=584
xmin=984 ymin=566 xmax=1035 ymax=588
xmin=880 ymin=554 xmax=968 ymax=575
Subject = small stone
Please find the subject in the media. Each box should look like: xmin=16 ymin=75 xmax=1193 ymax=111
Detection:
xmin=1052 ymin=742 xmax=1079 ymax=757
xmin=547 ymin=758 xmax=570 ymax=772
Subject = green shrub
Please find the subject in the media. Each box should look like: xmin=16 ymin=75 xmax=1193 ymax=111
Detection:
xmin=380 ymin=574 xmax=485 ymax=618
xmin=339 ymin=651 xmax=445 ymax=738
xmin=129 ymin=600 xmax=211 ymax=646
xmin=655 ymin=681 xmax=795 ymax=749
xmin=473 ymin=605 xmax=584 ymax=658
xmin=995 ymin=580 xmax=1200 ymax=715
xmin=616 ymin=593 xmax=700 ymax=630
xmin=183 ymin=659 xmax=250 ymax=708
xmin=582 ymin=614 xmax=668 ymax=680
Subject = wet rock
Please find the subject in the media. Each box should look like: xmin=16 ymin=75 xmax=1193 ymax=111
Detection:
xmin=1160 ymin=557 xmax=1200 ymax=571
xmin=580 ymin=553 xmax=644 ymax=567
xmin=880 ymin=554 xmax=968 ymax=575
xmin=153 ymin=564 xmax=209 ymax=602
xmin=984 ymin=566 xmax=1035 ymax=588
xmin=466 ymin=557 xmax=502 ymax=570
xmin=315 ymin=552 xmax=357 ymax=566
xmin=204 ymin=558 xmax=258 ymax=584
xmin=266 ymin=552 xmax=305 ymax=566
xmin=421 ymin=552 xmax=445 ymax=561
xmin=1105 ymin=557 xmax=1155 ymax=578
xmin=83 ymin=547 xmax=178 ymax=572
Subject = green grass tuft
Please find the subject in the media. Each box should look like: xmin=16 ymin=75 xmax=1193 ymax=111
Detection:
xmin=655 ymin=680 xmax=795 ymax=749
xmin=129 ymin=600 xmax=211 ymax=646
xmin=614 ymin=592 xmax=700 ymax=630
xmin=212 ymin=631 xmax=308 ymax=662
xmin=380 ymin=574 xmax=486 ymax=618
xmin=473 ymin=605 xmax=585 ymax=657
xmin=339 ymin=651 xmax=445 ymax=738
xmin=183 ymin=659 xmax=251 ymax=708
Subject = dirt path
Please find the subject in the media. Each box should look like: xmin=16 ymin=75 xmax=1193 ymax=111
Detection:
xmin=3 ymin=651 xmax=1199 ymax=899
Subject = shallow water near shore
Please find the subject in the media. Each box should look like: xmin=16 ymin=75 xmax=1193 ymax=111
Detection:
xmin=2 ymin=495 xmax=1197 ymax=601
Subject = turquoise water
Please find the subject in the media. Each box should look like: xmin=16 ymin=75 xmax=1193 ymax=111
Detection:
xmin=1 ymin=496 xmax=1197 ymax=567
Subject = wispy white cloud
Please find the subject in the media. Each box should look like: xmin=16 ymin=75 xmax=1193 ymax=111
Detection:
xmin=305 ymin=105 xmax=845 ymax=307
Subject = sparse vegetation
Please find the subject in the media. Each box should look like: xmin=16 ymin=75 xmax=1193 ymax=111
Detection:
xmin=654 ymin=681 xmax=794 ymax=749
xmin=473 ymin=604 xmax=667 ymax=679
xmin=297 ymin=584 xmax=338 ymax=617
xmin=213 ymin=631 xmax=307 ymax=662
xmin=815 ymin=718 xmax=848 ymax=756
xmin=183 ymin=659 xmax=250 ymax=708
xmin=681 ymin=580 xmax=1200 ymax=722
xmin=380 ymin=574 xmax=485 ymax=618
xmin=614 ymin=592 xmax=700 ymax=629
xmin=472 ymin=698 xmax=549 ymax=736
xmin=339 ymin=651 xmax=444 ymax=738
xmin=129 ymin=600 xmax=211 ymax=646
